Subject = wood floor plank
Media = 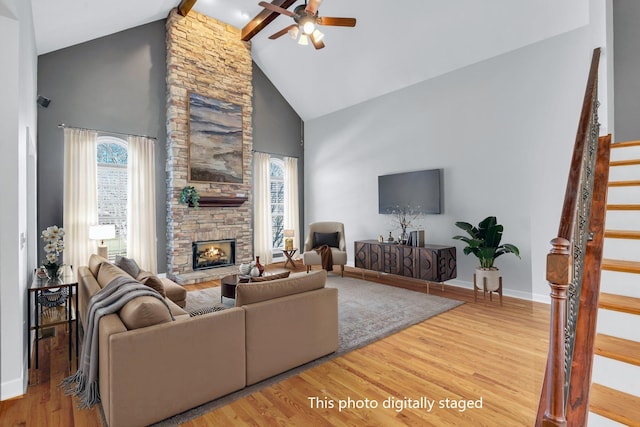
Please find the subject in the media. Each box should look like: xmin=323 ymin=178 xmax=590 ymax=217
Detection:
xmin=1 ymin=263 xmax=550 ymax=426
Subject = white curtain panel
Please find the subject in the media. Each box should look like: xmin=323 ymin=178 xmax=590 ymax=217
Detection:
xmin=253 ymin=151 xmax=273 ymax=265
xmin=284 ymin=156 xmax=300 ymax=257
xmin=63 ymin=128 xmax=98 ymax=272
xmin=127 ymin=135 xmax=157 ymax=273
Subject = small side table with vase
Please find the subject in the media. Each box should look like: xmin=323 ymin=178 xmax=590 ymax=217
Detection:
xmin=27 ymin=264 xmax=78 ymax=370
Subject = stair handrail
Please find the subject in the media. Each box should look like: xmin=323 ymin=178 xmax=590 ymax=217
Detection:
xmin=536 ymin=47 xmax=605 ymax=426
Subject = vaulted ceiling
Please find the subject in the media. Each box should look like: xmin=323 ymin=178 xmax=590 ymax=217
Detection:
xmin=31 ymin=0 xmax=589 ymax=120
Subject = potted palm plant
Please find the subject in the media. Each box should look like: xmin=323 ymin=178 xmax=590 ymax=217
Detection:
xmin=453 ymin=216 xmax=520 ymax=292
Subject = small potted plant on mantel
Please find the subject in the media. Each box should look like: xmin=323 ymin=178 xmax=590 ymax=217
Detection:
xmin=452 ymin=216 xmax=520 ymax=293
xmin=180 ymin=186 xmax=200 ymax=208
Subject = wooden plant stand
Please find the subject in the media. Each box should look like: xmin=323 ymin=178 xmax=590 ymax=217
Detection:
xmin=474 ymin=273 xmax=503 ymax=306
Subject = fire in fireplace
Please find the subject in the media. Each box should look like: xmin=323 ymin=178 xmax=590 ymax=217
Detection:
xmin=192 ymin=239 xmax=236 ymax=271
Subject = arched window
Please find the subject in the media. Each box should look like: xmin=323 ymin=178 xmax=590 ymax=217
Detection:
xmin=96 ymin=136 xmax=127 ymax=258
xmin=270 ymin=157 xmax=284 ymax=253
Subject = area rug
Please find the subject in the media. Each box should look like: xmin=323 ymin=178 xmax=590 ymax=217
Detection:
xmin=151 ymin=275 xmax=463 ymax=426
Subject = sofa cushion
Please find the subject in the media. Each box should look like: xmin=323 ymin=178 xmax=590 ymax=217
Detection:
xmin=136 ymin=270 xmax=166 ymax=298
xmin=88 ymin=254 xmax=110 ymax=278
xmin=119 ymin=296 xmax=173 ymax=330
xmin=115 ymin=256 xmax=141 ymax=278
xmin=97 ymin=262 xmax=132 ymax=288
xmin=313 ymin=232 xmax=340 ymax=248
xmin=161 ymin=278 xmax=187 ymax=308
xmin=235 ymin=270 xmax=326 ymax=306
xmin=249 ymin=271 xmax=290 ymax=282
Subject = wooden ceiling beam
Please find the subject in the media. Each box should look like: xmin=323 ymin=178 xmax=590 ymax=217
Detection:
xmin=178 ymin=0 xmax=198 ymax=17
xmin=241 ymin=0 xmax=297 ymax=41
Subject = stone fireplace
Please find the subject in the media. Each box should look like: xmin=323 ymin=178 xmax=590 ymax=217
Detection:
xmin=192 ymin=239 xmax=236 ymax=271
xmin=165 ymin=9 xmax=253 ymax=284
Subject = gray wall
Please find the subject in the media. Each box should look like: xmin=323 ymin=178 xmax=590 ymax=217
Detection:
xmin=252 ymin=63 xmax=304 ymax=248
xmin=37 ymin=20 xmax=167 ymax=271
xmin=37 ymin=21 xmax=305 ymax=273
xmin=613 ymin=0 xmax=640 ymax=141
xmin=305 ymin=26 xmax=597 ymax=300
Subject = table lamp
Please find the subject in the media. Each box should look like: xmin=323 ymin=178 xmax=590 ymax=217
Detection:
xmin=90 ymin=224 xmax=116 ymax=259
xmin=284 ymin=229 xmax=294 ymax=251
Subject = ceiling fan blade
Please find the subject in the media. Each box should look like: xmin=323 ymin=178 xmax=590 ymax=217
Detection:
xmin=241 ymin=0 xmax=297 ymax=41
xmin=306 ymin=0 xmax=322 ymax=15
xmin=317 ymin=17 xmax=357 ymax=27
xmin=258 ymin=1 xmax=296 ymax=18
xmin=269 ymin=25 xmax=297 ymax=40
xmin=310 ymin=32 xmax=325 ymax=49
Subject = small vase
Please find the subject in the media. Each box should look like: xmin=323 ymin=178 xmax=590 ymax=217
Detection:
xmin=239 ymin=263 xmax=250 ymax=276
xmin=44 ymin=264 xmax=61 ymax=281
xmin=250 ymin=266 xmax=260 ymax=277
xmin=255 ymin=256 xmax=264 ymax=276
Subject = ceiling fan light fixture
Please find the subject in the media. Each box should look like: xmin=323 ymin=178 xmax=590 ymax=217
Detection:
xmin=302 ymin=20 xmax=315 ymax=35
xmin=311 ymin=29 xmax=324 ymax=42
xmin=288 ymin=26 xmax=299 ymax=39
xmin=298 ymin=33 xmax=309 ymax=45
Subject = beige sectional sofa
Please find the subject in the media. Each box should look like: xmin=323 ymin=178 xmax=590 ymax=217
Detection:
xmin=77 ymin=254 xmax=338 ymax=427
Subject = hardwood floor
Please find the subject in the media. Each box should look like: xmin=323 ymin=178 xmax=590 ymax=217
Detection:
xmin=0 ymin=263 xmax=550 ymax=426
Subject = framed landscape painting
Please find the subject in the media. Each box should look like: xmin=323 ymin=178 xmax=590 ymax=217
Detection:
xmin=188 ymin=92 xmax=243 ymax=183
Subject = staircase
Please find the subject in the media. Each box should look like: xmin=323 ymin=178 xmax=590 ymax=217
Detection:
xmin=589 ymin=140 xmax=640 ymax=426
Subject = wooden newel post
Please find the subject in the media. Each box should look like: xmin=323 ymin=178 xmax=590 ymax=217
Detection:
xmin=543 ymin=237 xmax=572 ymax=427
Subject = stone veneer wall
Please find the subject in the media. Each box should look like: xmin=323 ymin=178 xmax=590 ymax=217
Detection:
xmin=166 ymin=9 xmax=253 ymax=282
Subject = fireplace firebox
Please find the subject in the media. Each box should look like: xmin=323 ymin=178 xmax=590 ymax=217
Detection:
xmin=192 ymin=239 xmax=236 ymax=271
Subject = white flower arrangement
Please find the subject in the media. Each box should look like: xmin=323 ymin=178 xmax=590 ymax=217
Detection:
xmin=42 ymin=225 xmax=65 ymax=267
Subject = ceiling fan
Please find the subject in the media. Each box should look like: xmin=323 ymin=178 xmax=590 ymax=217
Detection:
xmin=242 ymin=0 xmax=356 ymax=49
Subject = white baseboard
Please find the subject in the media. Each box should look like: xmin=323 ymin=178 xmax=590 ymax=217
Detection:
xmin=444 ymin=279 xmax=550 ymax=304
xmin=1 ymin=376 xmax=26 ymax=401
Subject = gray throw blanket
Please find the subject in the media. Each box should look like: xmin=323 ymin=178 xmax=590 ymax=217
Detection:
xmin=60 ymin=275 xmax=175 ymax=409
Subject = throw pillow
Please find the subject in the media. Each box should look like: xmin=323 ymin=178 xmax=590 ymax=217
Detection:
xmin=136 ymin=270 xmax=167 ymax=298
xmin=88 ymin=254 xmax=110 ymax=277
xmin=115 ymin=256 xmax=141 ymax=278
xmin=313 ymin=232 xmax=340 ymax=248
xmin=249 ymin=271 xmax=291 ymax=282
xmin=119 ymin=296 xmax=172 ymax=329
xmin=96 ymin=262 xmax=131 ymax=288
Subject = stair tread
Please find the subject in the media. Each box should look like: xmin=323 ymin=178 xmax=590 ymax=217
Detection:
xmin=602 ymin=259 xmax=640 ymax=274
xmin=605 ymin=230 xmax=640 ymax=239
xmin=610 ymin=159 xmax=640 ymax=167
xmin=590 ymin=383 xmax=640 ymax=426
xmin=608 ymin=180 xmax=640 ymax=187
xmin=611 ymin=140 xmax=640 ymax=149
xmin=595 ymin=334 xmax=640 ymax=366
xmin=607 ymin=204 xmax=640 ymax=210
xmin=599 ymin=293 xmax=640 ymax=315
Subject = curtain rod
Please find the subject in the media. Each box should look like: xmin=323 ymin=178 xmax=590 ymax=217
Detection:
xmin=252 ymin=149 xmax=299 ymax=159
xmin=58 ymin=124 xmax=158 ymax=141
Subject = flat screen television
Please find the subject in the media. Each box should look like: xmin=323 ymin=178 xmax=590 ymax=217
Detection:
xmin=378 ymin=169 xmax=442 ymax=214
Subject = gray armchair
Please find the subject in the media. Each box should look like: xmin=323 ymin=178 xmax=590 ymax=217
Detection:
xmin=302 ymin=222 xmax=347 ymax=276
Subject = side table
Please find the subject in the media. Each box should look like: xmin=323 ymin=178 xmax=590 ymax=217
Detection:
xmin=281 ymin=248 xmax=298 ymax=269
xmin=220 ymin=274 xmax=250 ymax=303
xmin=28 ymin=265 xmax=78 ymax=370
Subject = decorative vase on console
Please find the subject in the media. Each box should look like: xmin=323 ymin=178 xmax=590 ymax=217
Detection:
xmin=255 ymin=256 xmax=264 ymax=276
xmin=250 ymin=266 xmax=260 ymax=277
xmin=239 ymin=263 xmax=251 ymax=276
xmin=399 ymin=226 xmax=409 ymax=245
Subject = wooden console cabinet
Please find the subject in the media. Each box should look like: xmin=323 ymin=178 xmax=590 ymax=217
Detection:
xmin=354 ymin=240 xmax=457 ymax=289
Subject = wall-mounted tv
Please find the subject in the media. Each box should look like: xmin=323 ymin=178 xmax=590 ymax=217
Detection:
xmin=378 ymin=169 xmax=442 ymax=214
